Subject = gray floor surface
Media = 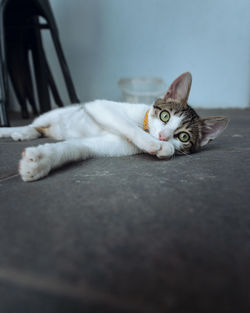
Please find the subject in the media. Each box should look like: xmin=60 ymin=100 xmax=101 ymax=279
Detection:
xmin=0 ymin=108 xmax=250 ymax=313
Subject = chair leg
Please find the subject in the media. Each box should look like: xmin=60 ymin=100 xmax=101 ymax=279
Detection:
xmin=0 ymin=10 xmax=9 ymax=126
xmin=36 ymin=0 xmax=79 ymax=104
xmin=7 ymin=43 xmax=30 ymax=119
xmin=0 ymin=97 xmax=9 ymax=127
xmin=30 ymin=20 xmax=51 ymax=113
xmin=0 ymin=73 xmax=9 ymax=126
xmin=44 ymin=53 xmax=63 ymax=107
xmin=25 ymin=50 xmax=38 ymax=116
xmin=50 ymin=30 xmax=80 ymax=104
xmin=8 ymin=73 xmax=29 ymax=119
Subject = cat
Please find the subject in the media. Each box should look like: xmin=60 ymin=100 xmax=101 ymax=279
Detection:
xmin=0 ymin=72 xmax=229 ymax=182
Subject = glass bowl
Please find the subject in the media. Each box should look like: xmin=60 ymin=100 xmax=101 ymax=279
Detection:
xmin=118 ymin=77 xmax=166 ymax=104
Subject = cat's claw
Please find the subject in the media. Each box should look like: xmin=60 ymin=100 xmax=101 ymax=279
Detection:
xmin=19 ymin=147 xmax=51 ymax=181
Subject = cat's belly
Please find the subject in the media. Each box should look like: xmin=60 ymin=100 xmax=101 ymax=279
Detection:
xmin=33 ymin=104 xmax=106 ymax=140
xmin=63 ymin=107 xmax=107 ymax=139
xmin=64 ymin=123 xmax=108 ymax=139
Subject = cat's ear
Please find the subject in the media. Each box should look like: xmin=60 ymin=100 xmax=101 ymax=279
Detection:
xmin=163 ymin=72 xmax=192 ymax=103
xmin=199 ymin=116 xmax=229 ymax=147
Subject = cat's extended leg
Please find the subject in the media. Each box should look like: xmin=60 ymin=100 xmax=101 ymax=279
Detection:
xmin=19 ymin=135 xmax=139 ymax=181
xmin=0 ymin=126 xmax=41 ymax=141
xmin=85 ymin=102 xmax=174 ymax=158
xmin=0 ymin=106 xmax=68 ymax=141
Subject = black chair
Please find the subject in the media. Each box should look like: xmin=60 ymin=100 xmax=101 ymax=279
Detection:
xmin=0 ymin=0 xmax=80 ymax=126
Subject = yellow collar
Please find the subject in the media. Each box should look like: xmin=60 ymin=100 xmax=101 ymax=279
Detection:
xmin=143 ymin=109 xmax=150 ymax=133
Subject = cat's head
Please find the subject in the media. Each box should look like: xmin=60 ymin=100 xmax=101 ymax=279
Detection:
xmin=147 ymin=72 xmax=229 ymax=154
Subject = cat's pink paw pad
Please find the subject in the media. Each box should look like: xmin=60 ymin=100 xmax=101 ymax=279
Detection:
xmin=19 ymin=147 xmax=50 ymax=182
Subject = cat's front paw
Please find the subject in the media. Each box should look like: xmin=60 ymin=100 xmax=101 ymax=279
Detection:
xmin=140 ymin=139 xmax=161 ymax=155
xmin=19 ymin=147 xmax=51 ymax=181
xmin=156 ymin=142 xmax=175 ymax=159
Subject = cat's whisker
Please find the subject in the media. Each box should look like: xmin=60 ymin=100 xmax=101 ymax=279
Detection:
xmin=176 ymin=149 xmax=192 ymax=158
xmin=171 ymin=153 xmax=175 ymax=161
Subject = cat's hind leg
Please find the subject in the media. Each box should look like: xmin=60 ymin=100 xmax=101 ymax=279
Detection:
xmin=0 ymin=125 xmax=41 ymax=141
xmin=0 ymin=107 xmax=57 ymax=141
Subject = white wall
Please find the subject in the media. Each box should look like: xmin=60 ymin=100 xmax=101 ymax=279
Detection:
xmin=11 ymin=0 xmax=250 ymax=110
xmin=47 ymin=0 xmax=250 ymax=108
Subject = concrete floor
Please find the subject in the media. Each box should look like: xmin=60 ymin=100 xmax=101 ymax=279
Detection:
xmin=0 ymin=108 xmax=250 ymax=313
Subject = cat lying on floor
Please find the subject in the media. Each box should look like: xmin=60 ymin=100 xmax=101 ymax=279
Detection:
xmin=0 ymin=72 xmax=229 ymax=182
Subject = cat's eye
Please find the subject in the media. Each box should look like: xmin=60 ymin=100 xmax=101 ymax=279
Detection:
xmin=160 ymin=110 xmax=170 ymax=123
xmin=178 ymin=132 xmax=190 ymax=142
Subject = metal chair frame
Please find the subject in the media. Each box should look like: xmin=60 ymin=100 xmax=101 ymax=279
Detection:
xmin=0 ymin=0 xmax=80 ymax=126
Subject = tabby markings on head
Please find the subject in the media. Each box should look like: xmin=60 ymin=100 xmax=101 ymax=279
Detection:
xmin=150 ymin=98 xmax=201 ymax=154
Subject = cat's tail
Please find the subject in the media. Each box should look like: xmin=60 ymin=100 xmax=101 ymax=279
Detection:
xmin=0 ymin=125 xmax=41 ymax=141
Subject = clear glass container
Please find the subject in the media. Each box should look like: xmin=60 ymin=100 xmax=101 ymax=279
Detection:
xmin=118 ymin=77 xmax=166 ymax=104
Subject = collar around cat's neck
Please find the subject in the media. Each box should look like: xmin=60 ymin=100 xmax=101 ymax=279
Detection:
xmin=143 ymin=109 xmax=150 ymax=133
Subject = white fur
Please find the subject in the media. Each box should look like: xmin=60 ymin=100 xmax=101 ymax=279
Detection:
xmin=0 ymin=100 xmax=177 ymax=181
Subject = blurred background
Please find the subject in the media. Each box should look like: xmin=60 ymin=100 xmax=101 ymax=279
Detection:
xmin=10 ymin=0 xmax=250 ymax=109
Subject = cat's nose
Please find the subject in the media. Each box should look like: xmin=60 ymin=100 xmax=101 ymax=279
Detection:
xmin=159 ymin=133 xmax=169 ymax=141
